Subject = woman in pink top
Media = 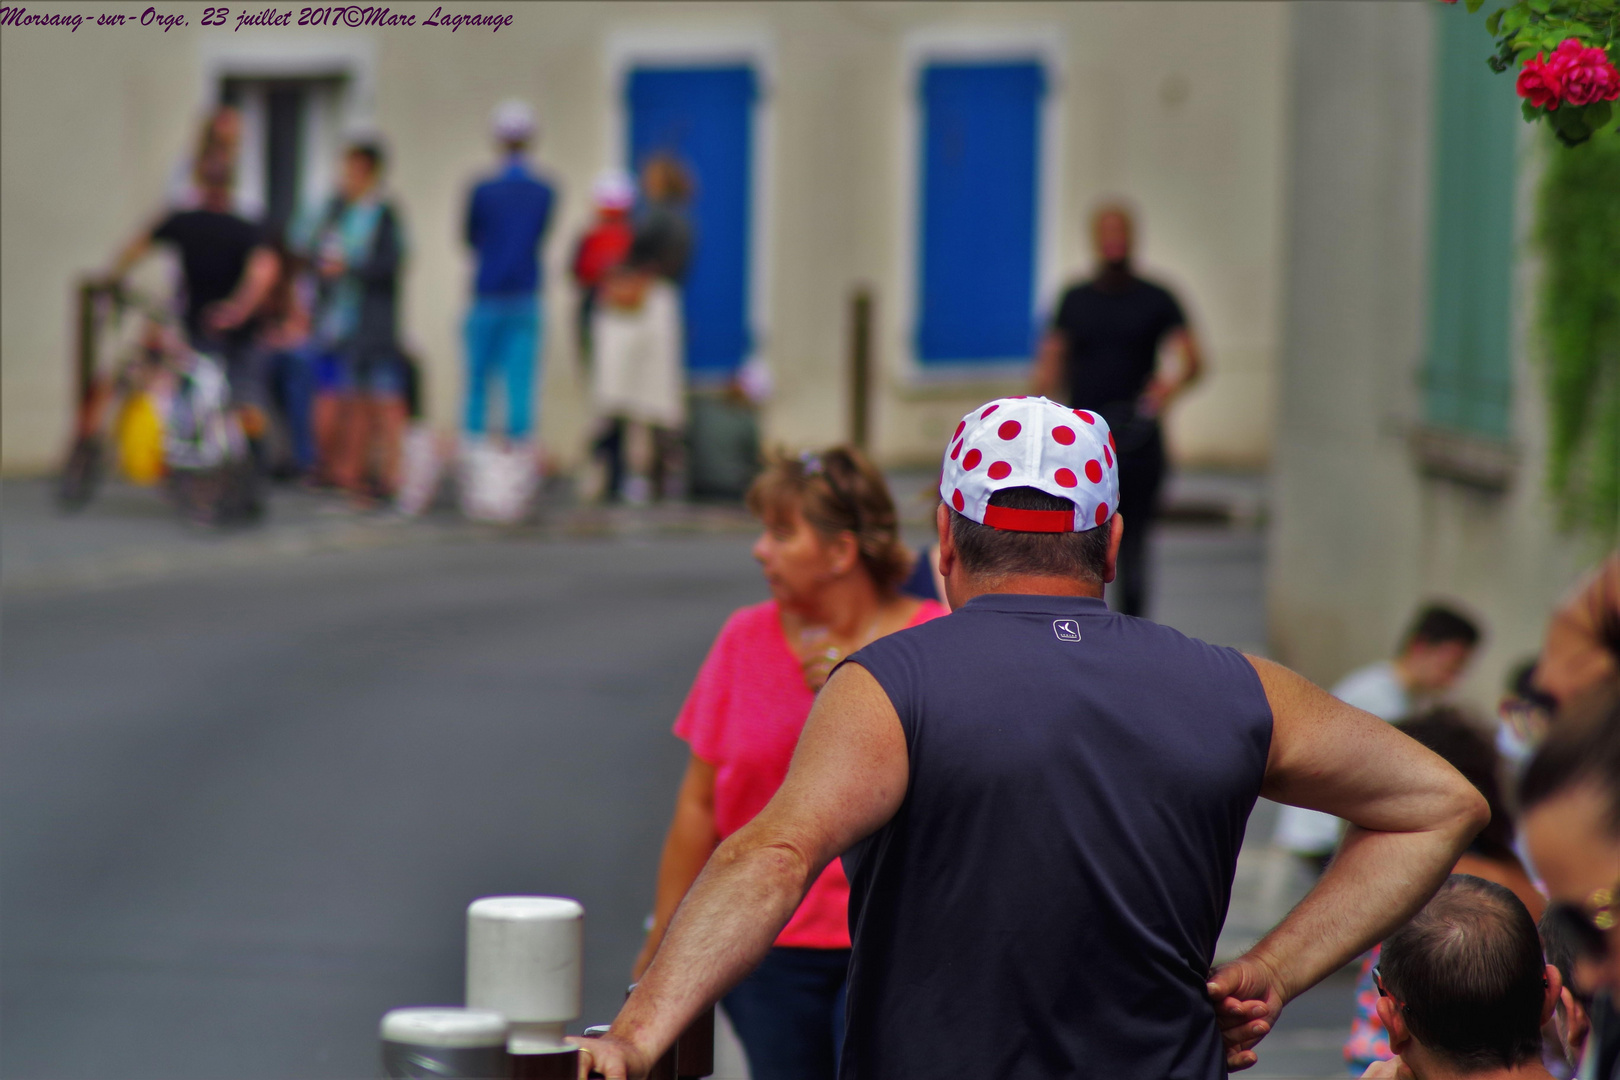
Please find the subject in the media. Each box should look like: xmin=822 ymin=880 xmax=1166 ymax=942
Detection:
xmin=632 ymin=445 xmax=948 ymax=1080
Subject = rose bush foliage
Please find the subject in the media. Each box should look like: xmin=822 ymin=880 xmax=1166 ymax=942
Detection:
xmin=1451 ymin=0 xmax=1620 ymax=145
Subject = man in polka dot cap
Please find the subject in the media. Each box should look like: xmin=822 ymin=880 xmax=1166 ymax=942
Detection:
xmin=578 ymin=397 xmax=1488 ymax=1080
xmin=941 ymin=395 xmax=1120 ymax=535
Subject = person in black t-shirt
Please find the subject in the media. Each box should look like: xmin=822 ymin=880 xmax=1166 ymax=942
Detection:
xmin=1033 ymin=203 xmax=1203 ymax=618
xmin=109 ymin=152 xmax=280 ymax=406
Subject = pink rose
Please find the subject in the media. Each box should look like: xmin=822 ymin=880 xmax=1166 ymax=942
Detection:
xmin=1547 ymin=38 xmax=1620 ymax=106
xmin=1517 ymin=53 xmax=1565 ymax=109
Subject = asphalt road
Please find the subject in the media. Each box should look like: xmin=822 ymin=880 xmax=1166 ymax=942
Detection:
xmin=3 ymin=534 xmax=768 ymax=1078
xmin=1 ymin=490 xmax=1353 ymax=1079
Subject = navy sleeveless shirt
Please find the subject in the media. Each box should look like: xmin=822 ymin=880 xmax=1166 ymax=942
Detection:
xmin=840 ymin=594 xmax=1272 ymax=1080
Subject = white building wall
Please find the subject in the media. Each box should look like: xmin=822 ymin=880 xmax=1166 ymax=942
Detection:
xmin=1267 ymin=1 xmax=1598 ymax=708
xmin=2 ymin=1 xmax=1289 ymax=474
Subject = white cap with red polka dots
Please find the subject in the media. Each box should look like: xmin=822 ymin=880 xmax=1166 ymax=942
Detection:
xmin=940 ymin=396 xmax=1119 ymax=532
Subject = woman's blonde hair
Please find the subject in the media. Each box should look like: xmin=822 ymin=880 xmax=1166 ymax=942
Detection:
xmin=746 ymin=445 xmax=913 ymax=595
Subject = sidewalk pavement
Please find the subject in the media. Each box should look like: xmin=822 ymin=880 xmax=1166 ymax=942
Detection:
xmin=2 ymin=467 xmax=1267 ymax=595
xmin=0 ymin=478 xmax=759 ymax=593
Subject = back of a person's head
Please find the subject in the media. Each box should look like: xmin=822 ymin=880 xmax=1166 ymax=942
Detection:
xmin=1520 ymin=679 xmax=1620 ymax=827
xmin=1380 ymin=874 xmax=1547 ymax=1073
xmin=948 ymin=487 xmax=1112 ymax=584
xmin=1396 ymin=709 xmax=1516 ymax=861
xmin=1404 ymin=604 xmax=1482 ymax=650
xmin=1539 ymin=903 xmax=1593 ymax=1009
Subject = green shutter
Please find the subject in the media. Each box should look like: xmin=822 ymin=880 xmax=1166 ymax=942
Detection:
xmin=1425 ymin=5 xmax=1520 ymax=440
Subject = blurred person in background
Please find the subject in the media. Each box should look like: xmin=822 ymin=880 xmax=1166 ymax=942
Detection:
xmin=1497 ymin=659 xmax=1561 ymax=773
xmin=1359 ymin=875 xmax=1562 ymax=1080
xmin=587 ymin=156 xmax=695 ymax=505
xmin=165 ymin=104 xmax=261 ymax=219
xmin=296 ymin=140 xmax=407 ymax=506
xmin=630 ymin=152 xmax=694 ymax=284
xmin=462 ymin=100 xmax=556 ymax=453
xmin=1520 ymin=683 xmax=1620 ymax=1080
xmin=108 ymin=149 xmax=281 ymax=453
xmin=573 ymin=171 xmax=637 ymax=498
xmin=1344 ymin=708 xmax=1544 ymax=1075
xmin=1032 ymin=202 xmax=1203 ymax=618
xmin=631 ymin=446 xmax=947 ymax=1080
xmin=1543 ymin=903 xmax=1595 ymax=1076
xmin=572 ymin=170 xmax=637 ymax=362
xmin=1277 ymin=604 xmax=1483 ymax=873
xmin=589 ymin=254 xmax=684 ymax=504
xmin=1536 ymin=551 xmax=1620 ymax=710
xmin=586 ymin=153 xmax=695 ymax=503
xmin=257 ymin=238 xmax=319 ymax=478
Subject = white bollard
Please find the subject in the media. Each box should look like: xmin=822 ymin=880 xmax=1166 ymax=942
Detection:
xmin=466 ymin=896 xmax=584 ymax=1053
xmin=379 ymin=1006 xmax=509 ymax=1079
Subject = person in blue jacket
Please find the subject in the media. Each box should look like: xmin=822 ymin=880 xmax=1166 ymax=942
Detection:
xmin=463 ymin=100 xmax=556 ymax=446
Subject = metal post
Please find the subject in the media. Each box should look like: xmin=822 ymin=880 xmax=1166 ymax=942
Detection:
xmin=466 ymin=897 xmax=585 ymax=1072
xmin=849 ymin=288 xmax=873 ymax=451
xmin=379 ymin=1007 xmax=509 ymax=1079
xmin=674 ymin=1004 xmax=715 ymax=1079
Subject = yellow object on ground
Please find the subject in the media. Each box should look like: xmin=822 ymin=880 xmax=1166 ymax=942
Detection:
xmin=115 ymin=392 xmax=166 ymax=485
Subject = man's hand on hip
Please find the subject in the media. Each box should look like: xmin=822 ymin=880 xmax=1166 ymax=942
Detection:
xmin=1207 ymin=953 xmax=1285 ymax=1071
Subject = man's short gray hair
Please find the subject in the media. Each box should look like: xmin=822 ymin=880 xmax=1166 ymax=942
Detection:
xmin=949 ymin=487 xmax=1112 ymax=583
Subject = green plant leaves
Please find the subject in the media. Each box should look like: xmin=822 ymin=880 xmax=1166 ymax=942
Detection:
xmin=1534 ymin=126 xmax=1620 ymax=538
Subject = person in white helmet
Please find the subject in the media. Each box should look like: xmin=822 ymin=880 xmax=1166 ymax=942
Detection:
xmin=575 ymin=395 xmax=1486 ymax=1080
xmin=462 ymin=99 xmax=557 ymax=450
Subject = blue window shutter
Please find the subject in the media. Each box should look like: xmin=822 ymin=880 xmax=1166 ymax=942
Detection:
xmin=1425 ymin=8 xmax=1518 ymax=439
xmin=628 ymin=66 xmax=756 ymax=379
xmin=916 ymin=62 xmax=1045 ymax=364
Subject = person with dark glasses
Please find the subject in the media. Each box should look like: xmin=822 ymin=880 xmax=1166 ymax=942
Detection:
xmin=1521 ymin=683 xmax=1620 ymax=1080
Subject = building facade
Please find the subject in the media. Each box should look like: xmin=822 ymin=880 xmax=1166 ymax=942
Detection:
xmin=1 ymin=0 xmax=1290 ymax=475
xmin=1268 ymin=2 xmax=1604 ymax=706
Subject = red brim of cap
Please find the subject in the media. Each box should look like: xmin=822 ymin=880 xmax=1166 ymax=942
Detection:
xmin=980 ymin=505 xmax=1075 ymax=533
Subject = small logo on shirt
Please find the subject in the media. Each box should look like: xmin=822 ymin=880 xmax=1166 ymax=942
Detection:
xmin=1052 ymin=619 xmax=1081 ymax=642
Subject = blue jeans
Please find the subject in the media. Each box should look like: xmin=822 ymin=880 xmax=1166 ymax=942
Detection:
xmin=269 ymin=345 xmax=319 ymax=469
xmin=722 ymin=947 xmax=849 ymax=1080
xmin=464 ymin=294 xmax=541 ymax=438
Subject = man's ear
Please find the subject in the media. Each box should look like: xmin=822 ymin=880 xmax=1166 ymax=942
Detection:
xmin=936 ymin=503 xmax=956 ymax=579
xmin=1102 ymin=512 xmax=1125 ymax=584
xmin=1375 ymin=997 xmax=1410 ymax=1055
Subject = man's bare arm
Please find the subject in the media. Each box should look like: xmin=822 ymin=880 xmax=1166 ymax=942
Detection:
xmin=575 ymin=664 xmax=908 ymax=1079
xmin=1209 ymin=656 xmax=1488 ymax=1070
xmin=208 ymin=246 xmax=281 ymax=331
xmin=107 ymin=232 xmax=154 ymax=283
xmin=1141 ymin=327 xmax=1204 ymax=416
